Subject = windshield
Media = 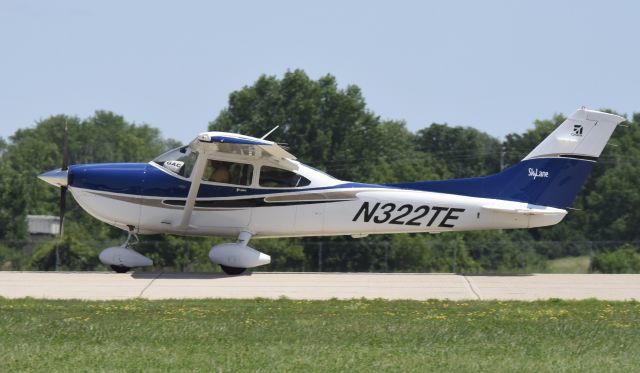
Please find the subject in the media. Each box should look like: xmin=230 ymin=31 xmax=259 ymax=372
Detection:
xmin=152 ymin=146 xmax=198 ymax=178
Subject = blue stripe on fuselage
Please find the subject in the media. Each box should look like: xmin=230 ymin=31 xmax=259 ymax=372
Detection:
xmin=388 ymin=157 xmax=594 ymax=208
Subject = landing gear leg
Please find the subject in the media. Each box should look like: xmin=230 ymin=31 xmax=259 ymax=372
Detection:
xmin=123 ymin=226 xmax=139 ymax=249
xmin=100 ymin=226 xmax=152 ymax=273
xmin=109 ymin=228 xmax=139 ymax=273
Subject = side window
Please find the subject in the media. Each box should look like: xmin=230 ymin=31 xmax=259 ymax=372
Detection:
xmin=202 ymin=159 xmax=253 ymax=186
xmin=259 ymin=166 xmax=311 ymax=188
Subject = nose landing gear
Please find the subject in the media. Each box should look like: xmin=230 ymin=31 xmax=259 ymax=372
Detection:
xmin=99 ymin=228 xmax=153 ymax=273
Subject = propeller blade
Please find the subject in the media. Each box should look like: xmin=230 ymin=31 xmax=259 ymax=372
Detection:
xmin=62 ymin=121 xmax=69 ymax=171
xmin=59 ymin=120 xmax=70 ymax=238
xmin=59 ymin=186 xmax=67 ymax=237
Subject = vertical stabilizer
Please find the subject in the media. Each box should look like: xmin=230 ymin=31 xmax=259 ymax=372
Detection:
xmin=524 ymin=108 xmax=625 ymax=160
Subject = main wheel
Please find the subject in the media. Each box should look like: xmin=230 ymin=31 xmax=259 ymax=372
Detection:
xmin=220 ymin=265 xmax=246 ymax=275
xmin=111 ymin=265 xmax=131 ymax=273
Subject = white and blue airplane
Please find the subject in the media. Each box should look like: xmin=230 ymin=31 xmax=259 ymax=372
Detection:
xmin=39 ymin=108 xmax=625 ymax=274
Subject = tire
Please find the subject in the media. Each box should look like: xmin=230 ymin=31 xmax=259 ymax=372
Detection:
xmin=111 ymin=265 xmax=131 ymax=273
xmin=220 ymin=265 xmax=246 ymax=275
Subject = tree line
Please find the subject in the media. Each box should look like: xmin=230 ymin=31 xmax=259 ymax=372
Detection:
xmin=1 ymin=69 xmax=639 ymax=272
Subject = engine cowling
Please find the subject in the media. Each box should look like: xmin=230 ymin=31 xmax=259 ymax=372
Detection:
xmin=99 ymin=246 xmax=153 ymax=268
xmin=209 ymin=243 xmax=271 ymax=268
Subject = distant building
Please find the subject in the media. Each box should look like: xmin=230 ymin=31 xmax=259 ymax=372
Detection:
xmin=27 ymin=215 xmax=60 ymax=236
xmin=20 ymin=215 xmax=59 ymax=255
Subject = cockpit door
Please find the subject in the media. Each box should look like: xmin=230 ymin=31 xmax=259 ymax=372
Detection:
xmin=186 ymin=157 xmax=253 ymax=230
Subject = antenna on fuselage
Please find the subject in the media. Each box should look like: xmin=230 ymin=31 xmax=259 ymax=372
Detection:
xmin=260 ymin=125 xmax=279 ymax=140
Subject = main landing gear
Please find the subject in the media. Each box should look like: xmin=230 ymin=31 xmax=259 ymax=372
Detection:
xmin=99 ymin=228 xmax=153 ymax=273
xmin=99 ymin=229 xmax=271 ymax=275
xmin=209 ymin=231 xmax=271 ymax=275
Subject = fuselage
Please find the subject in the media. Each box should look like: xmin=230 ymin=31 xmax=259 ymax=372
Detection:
xmin=67 ymin=160 xmax=566 ymax=239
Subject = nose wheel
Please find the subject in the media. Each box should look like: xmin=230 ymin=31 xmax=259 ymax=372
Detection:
xmin=100 ymin=227 xmax=153 ymax=273
xmin=111 ymin=230 xmax=137 ymax=274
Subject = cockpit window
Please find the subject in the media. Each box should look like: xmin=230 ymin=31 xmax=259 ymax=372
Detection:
xmin=202 ymin=159 xmax=253 ymax=186
xmin=259 ymin=166 xmax=310 ymax=188
xmin=152 ymin=146 xmax=198 ymax=178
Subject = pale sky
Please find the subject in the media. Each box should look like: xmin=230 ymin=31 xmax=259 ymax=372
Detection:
xmin=1 ymin=0 xmax=638 ymax=144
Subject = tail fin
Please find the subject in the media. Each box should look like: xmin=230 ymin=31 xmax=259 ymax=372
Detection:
xmin=392 ymin=108 xmax=626 ymax=208
xmin=524 ymin=108 xmax=624 ymax=161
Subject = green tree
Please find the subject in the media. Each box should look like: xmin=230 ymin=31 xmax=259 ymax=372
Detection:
xmin=461 ymin=230 xmax=544 ymax=271
xmin=257 ymin=238 xmax=307 ymax=271
xmin=0 ymin=159 xmax=27 ymax=239
xmin=28 ymin=236 xmax=100 ymax=271
xmin=416 ymin=123 xmax=501 ymax=178
xmin=592 ymin=245 xmax=640 ymax=273
xmin=209 ymin=69 xmax=439 ymax=184
xmin=582 ymin=113 xmax=640 ymax=240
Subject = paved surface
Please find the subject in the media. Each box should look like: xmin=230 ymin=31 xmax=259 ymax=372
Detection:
xmin=0 ymin=272 xmax=639 ymax=301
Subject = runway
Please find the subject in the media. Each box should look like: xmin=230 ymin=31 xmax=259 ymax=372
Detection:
xmin=1 ymin=271 xmax=639 ymax=301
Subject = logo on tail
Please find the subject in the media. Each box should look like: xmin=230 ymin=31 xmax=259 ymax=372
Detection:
xmin=572 ymin=124 xmax=584 ymax=136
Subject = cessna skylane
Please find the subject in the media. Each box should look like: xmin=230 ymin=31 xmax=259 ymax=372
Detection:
xmin=39 ymin=108 xmax=625 ymax=274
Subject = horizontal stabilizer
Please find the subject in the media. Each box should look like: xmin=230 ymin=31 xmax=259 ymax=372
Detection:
xmin=481 ymin=205 xmax=567 ymax=217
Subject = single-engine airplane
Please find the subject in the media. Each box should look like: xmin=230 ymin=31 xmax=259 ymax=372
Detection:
xmin=39 ymin=108 xmax=625 ymax=274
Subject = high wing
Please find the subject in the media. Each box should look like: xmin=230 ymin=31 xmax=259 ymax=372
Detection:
xmin=195 ymin=131 xmax=297 ymax=169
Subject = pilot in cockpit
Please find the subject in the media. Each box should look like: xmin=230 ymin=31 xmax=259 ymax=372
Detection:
xmin=208 ymin=160 xmax=231 ymax=183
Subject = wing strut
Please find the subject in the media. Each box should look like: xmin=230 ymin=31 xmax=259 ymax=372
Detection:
xmin=179 ymin=152 xmax=209 ymax=228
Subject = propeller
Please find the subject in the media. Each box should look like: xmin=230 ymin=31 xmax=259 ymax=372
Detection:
xmin=59 ymin=121 xmax=69 ymax=237
xmin=56 ymin=122 xmax=69 ymax=270
xmin=37 ymin=120 xmax=72 ymax=270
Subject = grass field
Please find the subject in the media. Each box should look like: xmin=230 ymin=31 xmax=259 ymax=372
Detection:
xmin=1 ymin=298 xmax=639 ymax=372
xmin=545 ymin=255 xmax=591 ymax=273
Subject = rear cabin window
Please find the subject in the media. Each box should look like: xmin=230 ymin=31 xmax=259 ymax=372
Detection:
xmin=259 ymin=166 xmax=310 ymax=188
xmin=202 ymin=159 xmax=253 ymax=186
